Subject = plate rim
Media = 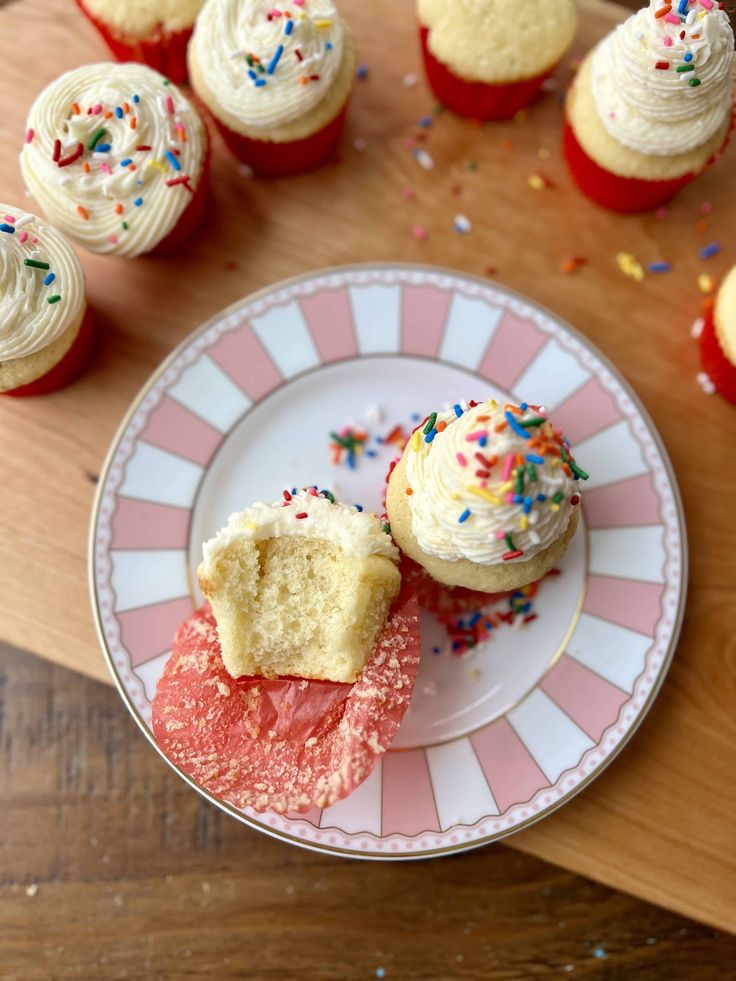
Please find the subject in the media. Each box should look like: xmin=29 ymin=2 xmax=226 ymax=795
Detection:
xmin=88 ymin=261 xmax=689 ymax=861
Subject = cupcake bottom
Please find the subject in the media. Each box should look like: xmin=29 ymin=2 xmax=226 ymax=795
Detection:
xmin=419 ymin=26 xmax=552 ymax=120
xmin=3 ymin=305 xmax=95 ymax=398
xmin=151 ymin=151 xmax=212 ymax=255
xmin=700 ymin=305 xmax=736 ymax=405
xmin=387 ymin=454 xmax=580 ymax=592
xmin=75 ymin=0 xmax=192 ymax=84
xmin=212 ymin=104 xmax=349 ymax=177
xmin=563 ymin=121 xmax=696 ymax=213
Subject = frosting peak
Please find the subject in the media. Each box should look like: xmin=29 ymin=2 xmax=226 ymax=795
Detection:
xmin=404 ymin=401 xmax=587 ymax=565
xmin=591 ymin=0 xmax=734 ymax=157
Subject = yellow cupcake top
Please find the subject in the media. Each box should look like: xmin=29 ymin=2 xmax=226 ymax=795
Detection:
xmin=417 ymin=0 xmax=577 ymax=84
xmin=82 ymin=0 xmax=203 ymax=36
xmin=715 ymin=265 xmax=736 ymax=365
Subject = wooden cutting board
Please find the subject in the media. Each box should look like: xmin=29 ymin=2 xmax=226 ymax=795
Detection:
xmin=1 ymin=0 xmax=734 ymax=935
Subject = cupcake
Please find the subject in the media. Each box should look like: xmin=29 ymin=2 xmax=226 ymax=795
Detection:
xmin=564 ymin=0 xmax=734 ymax=213
xmin=154 ymin=489 xmax=419 ymax=813
xmin=417 ymin=0 xmax=577 ymax=121
xmin=698 ymin=265 xmax=736 ymax=404
xmin=0 ymin=205 xmax=93 ymax=397
xmin=189 ymin=0 xmax=355 ymax=176
xmin=75 ymin=0 xmax=203 ymax=84
xmin=386 ymin=400 xmax=588 ymax=593
xmin=199 ymin=491 xmax=401 ymax=682
xmin=20 ymin=63 xmax=209 ymax=257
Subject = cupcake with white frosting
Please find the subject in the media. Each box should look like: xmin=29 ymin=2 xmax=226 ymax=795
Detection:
xmin=698 ymin=265 xmax=736 ymax=405
xmin=75 ymin=0 xmax=203 ymax=83
xmin=418 ymin=0 xmax=577 ymax=120
xmin=20 ymin=63 xmax=209 ymax=257
xmin=189 ymin=0 xmax=355 ymax=176
xmin=565 ymin=0 xmax=734 ymax=212
xmin=0 ymin=205 xmax=92 ymax=396
xmin=386 ymin=400 xmax=588 ymax=592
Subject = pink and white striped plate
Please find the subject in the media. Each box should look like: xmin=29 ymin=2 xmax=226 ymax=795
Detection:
xmin=90 ymin=264 xmax=686 ymax=859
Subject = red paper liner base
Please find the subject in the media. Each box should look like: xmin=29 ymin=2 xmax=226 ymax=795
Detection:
xmin=76 ymin=0 xmax=193 ymax=84
xmin=700 ymin=306 xmax=736 ymax=404
xmin=152 ymin=592 xmax=420 ymax=814
xmin=400 ymin=555 xmax=507 ymax=617
xmin=419 ymin=26 xmax=551 ymax=120
xmin=213 ymin=103 xmax=349 ymax=177
xmin=3 ymin=305 xmax=95 ymax=398
xmin=151 ymin=151 xmax=212 ymax=255
xmin=562 ymin=120 xmax=696 ymax=213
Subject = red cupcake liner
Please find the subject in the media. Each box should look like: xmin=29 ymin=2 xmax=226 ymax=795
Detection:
xmin=152 ymin=591 xmax=420 ymax=814
xmin=562 ymin=120 xmax=696 ymax=213
xmin=700 ymin=305 xmax=736 ymax=404
xmin=151 ymin=148 xmax=211 ymax=255
xmin=419 ymin=25 xmax=552 ymax=121
xmin=76 ymin=0 xmax=193 ymax=84
xmin=399 ymin=555 xmax=508 ymax=617
xmin=3 ymin=305 xmax=95 ymax=398
xmin=213 ymin=102 xmax=349 ymax=177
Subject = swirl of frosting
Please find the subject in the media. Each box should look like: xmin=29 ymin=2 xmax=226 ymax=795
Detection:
xmin=81 ymin=0 xmax=203 ymax=36
xmin=202 ymin=492 xmax=399 ymax=574
xmin=591 ymin=0 xmax=734 ymax=157
xmin=404 ymin=401 xmax=586 ymax=565
xmin=0 ymin=204 xmax=85 ymax=361
xmin=190 ymin=0 xmax=347 ymax=131
xmin=20 ymin=63 xmax=207 ymax=257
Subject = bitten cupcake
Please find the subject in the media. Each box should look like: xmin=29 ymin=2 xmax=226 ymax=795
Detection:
xmin=153 ymin=489 xmax=420 ymax=813
xmin=698 ymin=265 xmax=736 ymax=404
xmin=417 ymin=0 xmax=577 ymax=121
xmin=75 ymin=0 xmax=203 ymax=84
xmin=386 ymin=400 xmax=588 ymax=592
xmin=565 ymin=0 xmax=734 ymax=213
xmin=189 ymin=0 xmax=355 ymax=176
xmin=199 ymin=491 xmax=401 ymax=683
xmin=0 ymin=204 xmax=93 ymax=397
xmin=20 ymin=63 xmax=209 ymax=257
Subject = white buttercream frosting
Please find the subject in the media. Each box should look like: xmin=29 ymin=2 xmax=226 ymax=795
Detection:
xmin=20 ymin=63 xmax=207 ymax=257
xmin=81 ymin=0 xmax=203 ymax=36
xmin=190 ymin=0 xmax=347 ymax=131
xmin=591 ymin=0 xmax=734 ymax=157
xmin=404 ymin=401 xmax=586 ymax=565
xmin=202 ymin=493 xmax=399 ymax=572
xmin=0 ymin=204 xmax=85 ymax=362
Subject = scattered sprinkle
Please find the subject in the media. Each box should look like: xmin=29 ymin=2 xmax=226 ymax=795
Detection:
xmin=616 ymin=252 xmax=645 ymax=282
xmin=453 ymin=214 xmax=472 ymax=234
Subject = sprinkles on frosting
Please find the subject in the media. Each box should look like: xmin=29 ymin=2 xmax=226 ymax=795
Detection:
xmin=408 ymin=399 xmax=588 ymax=562
xmin=27 ymin=77 xmax=197 ymax=243
xmin=651 ymin=0 xmax=725 ymax=85
xmin=234 ymin=3 xmax=336 ymax=90
xmin=1 ymin=213 xmax=62 ymax=305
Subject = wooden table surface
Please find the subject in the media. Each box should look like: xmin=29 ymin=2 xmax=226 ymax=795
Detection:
xmin=3 ymin=644 xmax=736 ymax=980
xmin=1 ymin=0 xmax=735 ymax=954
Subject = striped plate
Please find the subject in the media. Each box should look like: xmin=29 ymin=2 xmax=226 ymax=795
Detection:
xmin=90 ymin=264 xmax=686 ymax=859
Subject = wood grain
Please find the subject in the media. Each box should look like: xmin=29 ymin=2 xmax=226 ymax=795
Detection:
xmin=0 ymin=0 xmax=735 ymax=936
xmin=2 ymin=644 xmax=736 ymax=980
